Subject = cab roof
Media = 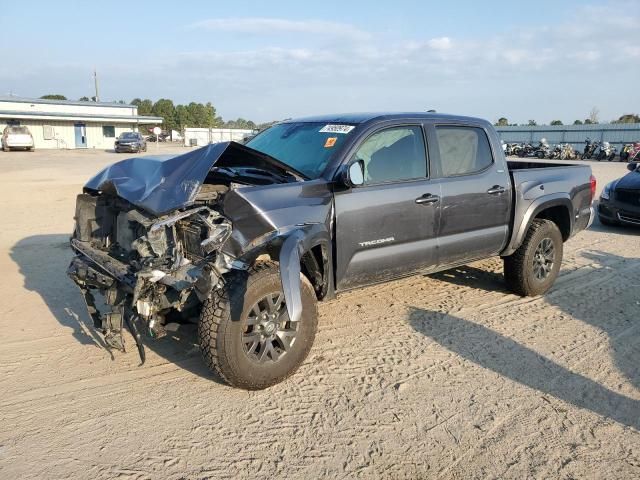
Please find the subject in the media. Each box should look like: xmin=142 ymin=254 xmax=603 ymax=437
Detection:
xmin=285 ymin=112 xmax=488 ymax=125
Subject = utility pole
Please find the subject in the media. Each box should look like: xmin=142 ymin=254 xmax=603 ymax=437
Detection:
xmin=93 ymin=69 xmax=100 ymax=102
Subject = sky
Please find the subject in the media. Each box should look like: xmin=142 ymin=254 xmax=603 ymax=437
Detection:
xmin=0 ymin=0 xmax=638 ymax=124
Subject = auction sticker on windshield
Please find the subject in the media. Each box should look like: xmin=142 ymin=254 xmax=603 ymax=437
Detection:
xmin=319 ymin=124 xmax=355 ymax=134
xmin=324 ymin=137 xmax=337 ymax=148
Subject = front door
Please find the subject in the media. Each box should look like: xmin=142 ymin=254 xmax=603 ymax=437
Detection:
xmin=334 ymin=125 xmax=441 ymax=290
xmin=74 ymin=123 xmax=87 ymax=148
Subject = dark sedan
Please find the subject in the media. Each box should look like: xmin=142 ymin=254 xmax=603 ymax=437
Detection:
xmin=114 ymin=132 xmax=147 ymax=153
xmin=598 ymin=161 xmax=640 ymax=226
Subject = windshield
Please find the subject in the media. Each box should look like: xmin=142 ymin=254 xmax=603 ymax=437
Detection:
xmin=8 ymin=126 xmax=29 ymax=134
xmin=245 ymin=122 xmax=356 ymax=178
xmin=119 ymin=132 xmax=138 ymax=139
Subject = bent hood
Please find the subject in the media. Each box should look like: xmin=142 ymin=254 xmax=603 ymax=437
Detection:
xmin=84 ymin=142 xmax=300 ymax=216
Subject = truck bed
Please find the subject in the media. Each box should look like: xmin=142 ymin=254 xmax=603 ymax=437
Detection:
xmin=501 ymin=159 xmax=594 ymax=256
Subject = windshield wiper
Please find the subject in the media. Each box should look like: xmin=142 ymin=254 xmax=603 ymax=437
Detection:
xmin=240 ymin=167 xmax=294 ymax=183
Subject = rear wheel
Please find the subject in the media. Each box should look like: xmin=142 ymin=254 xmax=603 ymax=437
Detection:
xmin=504 ymin=219 xmax=563 ymax=296
xmin=199 ymin=261 xmax=318 ymax=390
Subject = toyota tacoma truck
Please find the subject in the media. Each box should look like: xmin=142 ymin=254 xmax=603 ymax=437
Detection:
xmin=67 ymin=113 xmax=595 ymax=389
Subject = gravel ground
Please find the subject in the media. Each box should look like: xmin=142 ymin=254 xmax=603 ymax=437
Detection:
xmin=0 ymin=147 xmax=638 ymax=479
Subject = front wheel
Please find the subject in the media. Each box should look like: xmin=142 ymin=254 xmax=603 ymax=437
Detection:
xmin=504 ymin=219 xmax=563 ymax=296
xmin=199 ymin=261 xmax=318 ymax=390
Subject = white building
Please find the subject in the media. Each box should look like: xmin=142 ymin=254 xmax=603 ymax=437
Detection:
xmin=184 ymin=127 xmax=256 ymax=147
xmin=0 ymin=96 xmax=162 ymax=150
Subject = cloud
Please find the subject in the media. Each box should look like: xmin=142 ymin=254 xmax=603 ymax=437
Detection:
xmin=190 ymin=17 xmax=371 ymax=41
xmin=2 ymin=2 xmax=637 ymax=124
xmin=426 ymin=37 xmax=452 ymax=50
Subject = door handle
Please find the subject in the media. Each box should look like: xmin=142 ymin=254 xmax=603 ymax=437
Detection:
xmin=487 ymin=185 xmax=507 ymax=195
xmin=415 ymin=194 xmax=440 ymax=205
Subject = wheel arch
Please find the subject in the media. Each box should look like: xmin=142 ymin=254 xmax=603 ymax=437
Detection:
xmin=235 ymin=226 xmax=334 ymax=324
xmin=503 ymin=194 xmax=574 ymax=256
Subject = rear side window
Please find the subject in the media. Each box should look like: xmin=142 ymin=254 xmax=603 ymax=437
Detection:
xmin=435 ymin=126 xmax=493 ymax=177
xmin=352 ymin=126 xmax=427 ymax=184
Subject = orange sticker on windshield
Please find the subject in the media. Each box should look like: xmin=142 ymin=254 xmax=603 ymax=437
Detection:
xmin=324 ymin=137 xmax=337 ymax=148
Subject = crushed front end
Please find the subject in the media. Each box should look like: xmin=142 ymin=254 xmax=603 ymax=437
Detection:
xmin=67 ymin=186 xmax=234 ymax=362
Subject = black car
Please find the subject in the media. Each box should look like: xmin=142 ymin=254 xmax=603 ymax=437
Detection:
xmin=114 ymin=132 xmax=147 ymax=153
xmin=598 ymin=162 xmax=640 ymax=226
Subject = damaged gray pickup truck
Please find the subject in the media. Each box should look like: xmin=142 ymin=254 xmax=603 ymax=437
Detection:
xmin=68 ymin=113 xmax=595 ymax=389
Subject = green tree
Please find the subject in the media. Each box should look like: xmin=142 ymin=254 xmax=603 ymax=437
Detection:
xmin=78 ymin=96 xmax=90 ymax=101
xmin=573 ymin=119 xmax=583 ymax=125
xmin=613 ymin=114 xmax=640 ymax=124
xmin=550 ymin=120 xmax=563 ymax=125
xmin=527 ymin=120 xmax=537 ymax=126
xmin=175 ymin=104 xmax=194 ymax=130
xmin=224 ymin=118 xmax=257 ymax=129
xmin=584 ymin=119 xmax=594 ymax=124
xmin=131 ymin=98 xmax=154 ymax=116
xmin=495 ymin=117 xmax=509 ymax=126
xmin=186 ymin=102 xmax=215 ymax=128
xmin=152 ymin=99 xmax=177 ymax=131
xmin=40 ymin=94 xmax=67 ymax=100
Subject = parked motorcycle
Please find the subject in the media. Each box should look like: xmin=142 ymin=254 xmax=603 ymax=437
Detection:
xmin=621 ymin=142 xmax=640 ymax=162
xmin=581 ymin=138 xmax=600 ymax=160
xmin=517 ymin=140 xmax=548 ymax=159
xmin=505 ymin=143 xmax=522 ymax=156
xmin=560 ymin=144 xmax=578 ymax=160
xmin=548 ymin=144 xmax=562 ymax=159
xmin=597 ymin=141 xmax=617 ymax=161
xmin=627 ymin=142 xmax=640 ymax=162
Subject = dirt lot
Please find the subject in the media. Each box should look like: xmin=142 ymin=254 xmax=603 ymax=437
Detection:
xmin=0 ymin=147 xmax=638 ymax=479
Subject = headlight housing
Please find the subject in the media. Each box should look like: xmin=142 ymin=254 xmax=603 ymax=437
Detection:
xmin=600 ymin=182 xmax=613 ymax=200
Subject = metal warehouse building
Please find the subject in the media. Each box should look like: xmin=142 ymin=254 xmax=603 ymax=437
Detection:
xmin=496 ymin=123 xmax=640 ymax=151
xmin=0 ymin=96 xmax=162 ymax=150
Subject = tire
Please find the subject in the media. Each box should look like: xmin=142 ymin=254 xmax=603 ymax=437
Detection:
xmin=504 ymin=219 xmax=563 ymax=297
xmin=199 ymin=261 xmax=318 ymax=390
xmin=536 ymin=151 xmax=545 ymax=159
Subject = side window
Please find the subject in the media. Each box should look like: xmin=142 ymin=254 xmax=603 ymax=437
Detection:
xmin=435 ymin=126 xmax=493 ymax=177
xmin=102 ymin=126 xmax=115 ymax=138
xmin=352 ymin=126 xmax=427 ymax=184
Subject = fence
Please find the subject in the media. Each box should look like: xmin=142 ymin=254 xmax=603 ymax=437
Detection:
xmin=183 ymin=128 xmax=255 ymax=147
xmin=496 ymin=123 xmax=640 ymax=150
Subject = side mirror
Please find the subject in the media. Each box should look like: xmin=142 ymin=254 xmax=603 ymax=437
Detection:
xmin=627 ymin=162 xmax=638 ymax=172
xmin=345 ymin=160 xmax=364 ymax=187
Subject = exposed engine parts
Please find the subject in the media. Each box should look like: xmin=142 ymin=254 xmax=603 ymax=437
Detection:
xmin=68 ymin=189 xmax=234 ymax=362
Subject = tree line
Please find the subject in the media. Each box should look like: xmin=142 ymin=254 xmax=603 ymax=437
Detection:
xmin=495 ymin=108 xmax=640 ymax=127
xmin=39 ymin=94 xmax=262 ymax=131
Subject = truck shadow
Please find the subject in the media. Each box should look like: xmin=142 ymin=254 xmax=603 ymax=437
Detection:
xmin=10 ymin=234 xmax=225 ymax=384
xmin=425 ymin=249 xmax=640 ymax=417
xmin=408 ymin=308 xmax=640 ymax=430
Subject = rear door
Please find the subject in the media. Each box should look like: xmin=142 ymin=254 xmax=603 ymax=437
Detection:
xmin=427 ymin=124 xmax=511 ymax=266
xmin=334 ymin=125 xmax=441 ymax=290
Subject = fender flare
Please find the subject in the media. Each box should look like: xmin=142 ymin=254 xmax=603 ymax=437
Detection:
xmin=502 ymin=194 xmax=574 ymax=256
xmin=278 ymin=230 xmax=307 ymax=323
xmin=274 ymin=225 xmax=332 ymax=323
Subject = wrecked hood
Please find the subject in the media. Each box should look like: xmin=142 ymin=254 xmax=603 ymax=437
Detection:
xmin=84 ymin=142 xmax=301 ymax=216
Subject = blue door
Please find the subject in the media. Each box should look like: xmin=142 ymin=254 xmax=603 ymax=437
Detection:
xmin=74 ymin=123 xmax=87 ymax=148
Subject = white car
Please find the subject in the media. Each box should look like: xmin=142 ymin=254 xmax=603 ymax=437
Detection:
xmin=2 ymin=125 xmax=35 ymax=151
